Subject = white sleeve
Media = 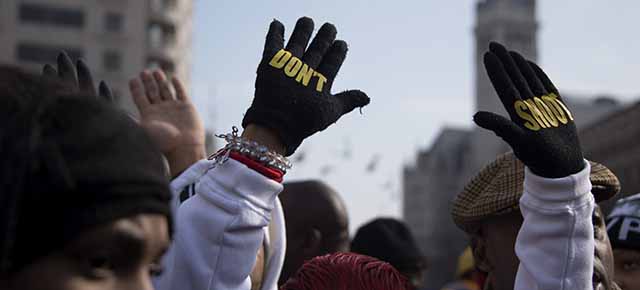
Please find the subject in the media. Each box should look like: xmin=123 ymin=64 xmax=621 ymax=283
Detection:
xmin=514 ymin=161 xmax=594 ymax=290
xmin=153 ymin=158 xmax=284 ymax=290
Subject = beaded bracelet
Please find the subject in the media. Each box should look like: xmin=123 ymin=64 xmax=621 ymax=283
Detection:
xmin=208 ymin=126 xmax=292 ymax=173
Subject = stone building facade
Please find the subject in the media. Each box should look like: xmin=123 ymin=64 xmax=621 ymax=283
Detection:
xmin=0 ymin=0 xmax=193 ymax=115
xmin=581 ymin=101 xmax=640 ymax=199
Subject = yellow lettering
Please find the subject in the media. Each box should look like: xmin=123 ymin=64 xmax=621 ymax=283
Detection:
xmin=514 ymin=100 xmax=541 ymax=131
xmin=549 ymin=93 xmax=574 ymax=121
xmin=534 ymin=97 xmax=558 ymax=127
xmin=284 ymin=57 xmax=303 ymax=77
xmin=314 ymin=72 xmax=327 ymax=92
xmin=269 ymin=49 xmax=291 ymax=69
xmin=295 ymin=64 xmax=315 ymax=86
xmin=523 ymin=99 xmax=550 ymax=128
xmin=542 ymin=95 xmax=568 ymax=124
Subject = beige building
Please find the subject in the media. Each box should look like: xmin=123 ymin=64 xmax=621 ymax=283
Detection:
xmin=0 ymin=0 xmax=192 ymax=115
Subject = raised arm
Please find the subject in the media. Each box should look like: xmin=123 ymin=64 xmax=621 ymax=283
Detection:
xmin=475 ymin=42 xmax=594 ymax=290
xmin=139 ymin=17 xmax=368 ymax=290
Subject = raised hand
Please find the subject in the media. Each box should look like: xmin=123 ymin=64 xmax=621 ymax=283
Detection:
xmin=130 ymin=70 xmax=206 ymax=176
xmin=473 ymin=42 xmax=583 ymax=178
xmin=242 ymin=17 xmax=370 ymax=156
xmin=42 ymin=52 xmax=113 ymax=101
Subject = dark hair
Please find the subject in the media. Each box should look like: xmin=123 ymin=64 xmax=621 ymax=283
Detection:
xmin=0 ymin=67 xmax=62 ymax=272
xmin=0 ymin=66 xmax=171 ymax=273
xmin=351 ymin=218 xmax=427 ymax=274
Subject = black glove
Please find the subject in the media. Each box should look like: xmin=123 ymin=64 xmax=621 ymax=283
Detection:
xmin=473 ymin=42 xmax=584 ymax=178
xmin=42 ymin=52 xmax=113 ymax=101
xmin=242 ymin=17 xmax=370 ymax=156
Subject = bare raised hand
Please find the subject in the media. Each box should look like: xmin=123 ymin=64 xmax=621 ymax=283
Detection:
xmin=129 ymin=70 xmax=206 ymax=177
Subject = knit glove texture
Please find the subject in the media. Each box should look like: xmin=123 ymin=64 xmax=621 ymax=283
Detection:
xmin=242 ymin=17 xmax=369 ymax=156
xmin=474 ymin=42 xmax=584 ymax=178
xmin=42 ymin=52 xmax=113 ymax=101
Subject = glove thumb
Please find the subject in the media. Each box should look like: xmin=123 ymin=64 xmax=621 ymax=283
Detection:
xmin=335 ymin=89 xmax=370 ymax=114
xmin=473 ymin=111 xmax=524 ymax=146
xmin=99 ymin=81 xmax=114 ymax=102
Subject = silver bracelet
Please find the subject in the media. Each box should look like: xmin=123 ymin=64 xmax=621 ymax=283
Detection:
xmin=208 ymin=126 xmax=292 ymax=173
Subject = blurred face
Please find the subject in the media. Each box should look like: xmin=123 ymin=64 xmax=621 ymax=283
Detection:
xmin=3 ymin=214 xmax=169 ymax=290
xmin=612 ymin=248 xmax=640 ymax=290
xmin=476 ymin=206 xmax=616 ymax=290
xmin=477 ymin=211 xmax=522 ymax=290
xmin=593 ymin=207 xmax=616 ymax=290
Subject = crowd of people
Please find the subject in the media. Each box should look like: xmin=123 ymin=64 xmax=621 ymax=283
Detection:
xmin=0 ymin=16 xmax=638 ymax=290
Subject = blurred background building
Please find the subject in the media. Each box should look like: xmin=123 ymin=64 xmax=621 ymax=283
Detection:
xmin=0 ymin=0 xmax=193 ymax=115
xmin=403 ymin=0 xmax=630 ymax=289
xmin=581 ymin=101 xmax=640 ymax=207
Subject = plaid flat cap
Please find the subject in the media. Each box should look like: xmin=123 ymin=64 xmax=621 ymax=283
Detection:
xmin=452 ymin=152 xmax=620 ymax=233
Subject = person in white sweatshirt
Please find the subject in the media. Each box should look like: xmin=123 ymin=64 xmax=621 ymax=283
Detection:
xmin=129 ymin=16 xmax=370 ymax=290
xmin=452 ymin=41 xmax=622 ymax=290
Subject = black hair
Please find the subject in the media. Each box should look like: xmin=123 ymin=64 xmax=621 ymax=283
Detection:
xmin=0 ymin=66 xmax=171 ymax=274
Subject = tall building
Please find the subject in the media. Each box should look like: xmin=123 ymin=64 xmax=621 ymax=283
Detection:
xmin=471 ymin=0 xmax=538 ymax=172
xmin=0 ymin=0 xmax=193 ymax=115
xmin=403 ymin=1 xmax=623 ymax=289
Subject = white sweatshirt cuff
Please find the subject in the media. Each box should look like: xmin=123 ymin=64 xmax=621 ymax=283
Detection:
xmin=199 ymin=158 xmax=283 ymax=212
xmin=523 ymin=160 xmax=592 ymax=205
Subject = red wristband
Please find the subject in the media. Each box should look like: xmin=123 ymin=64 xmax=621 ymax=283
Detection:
xmin=229 ymin=151 xmax=284 ymax=183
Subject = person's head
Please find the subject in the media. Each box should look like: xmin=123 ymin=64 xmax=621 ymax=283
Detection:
xmin=455 ymin=246 xmax=486 ymax=286
xmin=452 ymin=152 xmax=620 ymax=290
xmin=607 ymin=193 xmax=640 ymax=290
xmin=350 ymin=218 xmax=427 ymax=289
xmin=0 ymin=67 xmax=172 ymax=290
xmin=278 ymin=180 xmax=349 ymax=285
xmin=280 ymin=252 xmax=410 ymax=290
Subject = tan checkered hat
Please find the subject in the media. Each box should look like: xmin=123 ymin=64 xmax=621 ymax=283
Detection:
xmin=451 ymin=152 xmax=620 ymax=233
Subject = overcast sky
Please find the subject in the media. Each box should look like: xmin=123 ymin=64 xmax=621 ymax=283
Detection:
xmin=191 ymin=0 xmax=640 ymax=231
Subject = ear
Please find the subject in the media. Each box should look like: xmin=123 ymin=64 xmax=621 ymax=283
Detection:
xmin=302 ymin=228 xmax=322 ymax=256
xmin=470 ymin=234 xmax=492 ymax=273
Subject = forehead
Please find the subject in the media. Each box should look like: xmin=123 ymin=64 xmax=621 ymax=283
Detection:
xmin=67 ymin=214 xmax=169 ymax=253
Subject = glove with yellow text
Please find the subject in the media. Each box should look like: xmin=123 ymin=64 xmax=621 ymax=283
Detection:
xmin=242 ymin=17 xmax=369 ymax=156
xmin=474 ymin=42 xmax=584 ymax=178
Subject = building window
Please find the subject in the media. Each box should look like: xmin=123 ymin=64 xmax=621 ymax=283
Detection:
xmin=104 ymin=12 xmax=123 ymax=33
xmin=19 ymin=3 xmax=84 ymax=28
xmin=148 ymin=22 xmax=176 ymax=49
xmin=147 ymin=58 xmax=175 ymax=73
xmin=17 ymin=43 xmax=83 ymax=64
xmin=103 ymin=51 xmax=122 ymax=72
xmin=151 ymin=0 xmax=177 ymax=12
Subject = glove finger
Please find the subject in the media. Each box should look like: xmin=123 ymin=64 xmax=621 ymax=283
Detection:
xmin=302 ymin=22 xmax=337 ymax=68
xmin=285 ymin=17 xmax=314 ymax=57
xmin=488 ymin=42 xmax=534 ymax=99
xmin=99 ymin=81 xmax=114 ymax=102
xmin=317 ymin=40 xmax=348 ymax=83
xmin=57 ymin=52 xmax=79 ymax=88
xmin=483 ymin=52 xmax=521 ymax=119
xmin=528 ymin=60 xmax=560 ymax=95
xmin=510 ymin=51 xmax=547 ymax=97
xmin=76 ymin=59 xmax=97 ymax=97
xmin=42 ymin=64 xmax=58 ymax=83
xmin=263 ymin=19 xmax=285 ymax=60
xmin=473 ymin=111 xmax=525 ymax=146
xmin=335 ymin=89 xmax=370 ymax=114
